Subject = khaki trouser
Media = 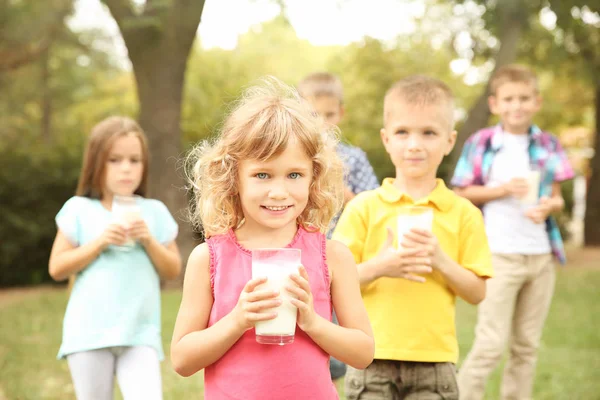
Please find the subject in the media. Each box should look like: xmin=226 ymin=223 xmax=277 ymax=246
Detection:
xmin=345 ymin=360 xmax=459 ymax=400
xmin=458 ymin=253 xmax=555 ymax=400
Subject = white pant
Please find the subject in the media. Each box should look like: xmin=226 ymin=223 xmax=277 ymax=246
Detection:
xmin=67 ymin=346 xmax=162 ymax=400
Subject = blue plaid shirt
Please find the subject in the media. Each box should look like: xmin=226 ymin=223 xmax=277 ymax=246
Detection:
xmin=327 ymin=142 xmax=379 ymax=238
xmin=451 ymin=124 xmax=575 ymax=264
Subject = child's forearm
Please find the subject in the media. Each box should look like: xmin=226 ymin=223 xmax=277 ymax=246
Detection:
xmin=356 ymin=259 xmax=380 ymax=286
xmin=454 ymin=185 xmax=507 ymax=206
xmin=143 ymin=237 xmax=181 ymax=280
xmin=49 ymin=238 xmax=105 ymax=281
xmin=171 ymin=312 xmax=245 ymax=377
xmin=548 ymin=194 xmax=565 ymax=213
xmin=436 ymin=253 xmax=486 ymax=305
xmin=304 ymin=314 xmax=374 ymax=369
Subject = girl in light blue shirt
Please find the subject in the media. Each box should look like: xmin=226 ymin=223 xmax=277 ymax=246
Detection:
xmin=49 ymin=116 xmax=182 ymax=400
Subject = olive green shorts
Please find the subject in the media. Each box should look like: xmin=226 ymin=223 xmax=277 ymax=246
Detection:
xmin=345 ymin=359 xmax=458 ymax=400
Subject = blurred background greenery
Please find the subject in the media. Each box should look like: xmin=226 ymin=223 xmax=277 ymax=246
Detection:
xmin=0 ymin=0 xmax=598 ymax=286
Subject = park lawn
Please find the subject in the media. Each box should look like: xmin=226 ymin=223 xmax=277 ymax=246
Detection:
xmin=1 ymin=266 xmax=599 ymax=399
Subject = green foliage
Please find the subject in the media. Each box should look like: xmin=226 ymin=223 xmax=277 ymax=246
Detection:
xmin=0 ymin=0 xmax=74 ymax=71
xmin=182 ymin=15 xmax=337 ymax=146
xmin=0 ymin=9 xmax=134 ymax=286
xmin=0 ymin=141 xmax=82 ymax=287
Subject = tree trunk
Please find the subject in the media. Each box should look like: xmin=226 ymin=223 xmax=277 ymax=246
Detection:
xmin=584 ymin=81 xmax=600 ymax=245
xmin=132 ymin=45 xmax=198 ymax=279
xmin=445 ymin=2 xmax=525 ymax=181
xmin=103 ymin=0 xmax=206 ymax=283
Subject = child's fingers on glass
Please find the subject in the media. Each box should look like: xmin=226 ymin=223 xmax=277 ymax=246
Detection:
xmin=398 ymin=247 xmax=421 ymax=257
xmin=107 ymin=223 xmax=125 ymax=233
xmin=400 ymin=239 xmax=420 ymax=249
xmin=409 ymin=227 xmax=430 ymax=236
xmin=403 ymin=256 xmax=432 ymax=267
xmin=403 ymin=265 xmax=432 ymax=274
xmin=289 ymin=274 xmax=310 ymax=292
xmin=285 ymin=285 xmax=310 ymax=304
xmin=404 ymin=232 xmax=429 ymax=244
xmin=289 ymin=298 xmax=309 ymax=311
xmin=242 ymin=277 xmax=268 ymax=293
xmin=243 ymin=298 xmax=282 ymax=312
xmin=244 ymin=289 xmax=279 ymax=303
xmin=247 ymin=311 xmax=278 ymax=322
xmin=403 ymin=274 xmax=426 ymax=283
xmin=297 ymin=265 xmax=310 ymax=279
xmin=107 ymin=230 xmax=125 ymax=241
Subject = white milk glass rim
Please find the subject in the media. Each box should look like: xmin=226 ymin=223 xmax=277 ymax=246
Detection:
xmin=112 ymin=194 xmax=142 ymax=203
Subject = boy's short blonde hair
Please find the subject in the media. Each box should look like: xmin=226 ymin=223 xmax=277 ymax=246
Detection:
xmin=187 ymin=77 xmax=345 ymax=238
xmin=383 ymin=75 xmax=455 ymax=128
xmin=297 ymin=72 xmax=344 ymax=103
xmin=490 ymin=64 xmax=539 ymax=95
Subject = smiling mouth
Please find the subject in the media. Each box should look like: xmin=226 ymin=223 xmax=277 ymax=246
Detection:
xmin=262 ymin=205 xmax=291 ymax=211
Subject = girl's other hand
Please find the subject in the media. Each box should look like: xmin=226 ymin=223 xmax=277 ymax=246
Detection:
xmin=99 ymin=223 xmax=127 ymax=249
xmin=127 ymin=218 xmax=152 ymax=246
xmin=524 ymin=196 xmax=552 ymax=224
xmin=232 ymin=277 xmax=281 ymax=332
xmin=287 ymin=266 xmax=318 ymax=333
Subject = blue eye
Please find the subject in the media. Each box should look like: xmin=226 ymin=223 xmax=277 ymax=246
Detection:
xmin=395 ymin=130 xmax=407 ymax=135
xmin=289 ymin=172 xmax=302 ymax=179
xmin=256 ymin=173 xmax=269 ymax=179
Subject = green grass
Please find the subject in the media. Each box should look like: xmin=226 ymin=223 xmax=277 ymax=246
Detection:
xmin=1 ymin=267 xmax=599 ymax=399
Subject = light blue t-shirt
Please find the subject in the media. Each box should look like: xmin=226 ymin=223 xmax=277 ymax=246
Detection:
xmin=55 ymin=196 xmax=178 ymax=360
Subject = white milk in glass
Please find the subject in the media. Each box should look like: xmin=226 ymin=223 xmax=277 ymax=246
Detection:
xmin=112 ymin=195 xmax=141 ymax=250
xmin=397 ymin=207 xmax=434 ymax=250
xmin=251 ymin=248 xmax=300 ymax=345
xmin=521 ymin=170 xmax=541 ymax=205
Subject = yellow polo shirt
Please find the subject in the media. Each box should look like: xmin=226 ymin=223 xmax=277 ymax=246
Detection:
xmin=333 ymin=178 xmax=492 ymax=363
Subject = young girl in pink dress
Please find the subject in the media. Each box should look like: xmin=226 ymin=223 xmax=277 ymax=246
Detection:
xmin=171 ymin=79 xmax=374 ymax=399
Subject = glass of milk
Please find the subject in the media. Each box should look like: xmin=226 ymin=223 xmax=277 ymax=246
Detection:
xmin=520 ymin=168 xmax=541 ymax=206
xmin=111 ymin=195 xmax=142 ymax=251
xmin=397 ymin=206 xmax=434 ymax=250
xmin=251 ymin=248 xmax=301 ymax=345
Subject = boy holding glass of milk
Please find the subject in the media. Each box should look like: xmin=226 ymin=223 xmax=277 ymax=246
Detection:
xmin=333 ymin=75 xmax=493 ymax=400
xmin=452 ymin=65 xmax=575 ymax=400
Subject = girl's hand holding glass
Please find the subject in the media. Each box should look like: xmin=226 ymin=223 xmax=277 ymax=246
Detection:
xmin=98 ymin=223 xmax=128 ymax=249
xmin=127 ymin=218 xmax=152 ymax=246
xmin=232 ymin=277 xmax=282 ymax=333
xmin=286 ymin=266 xmax=317 ymax=333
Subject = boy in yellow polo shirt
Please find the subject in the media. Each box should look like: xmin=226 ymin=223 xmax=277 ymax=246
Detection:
xmin=333 ymin=75 xmax=493 ymax=400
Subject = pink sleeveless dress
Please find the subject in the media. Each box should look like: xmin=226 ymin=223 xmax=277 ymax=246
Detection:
xmin=204 ymin=227 xmax=339 ymax=400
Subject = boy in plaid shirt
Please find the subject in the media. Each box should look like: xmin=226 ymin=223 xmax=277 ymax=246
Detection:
xmin=452 ymin=65 xmax=575 ymax=400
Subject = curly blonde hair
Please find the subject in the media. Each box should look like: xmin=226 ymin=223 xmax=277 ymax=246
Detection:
xmin=187 ymin=77 xmax=345 ymax=238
